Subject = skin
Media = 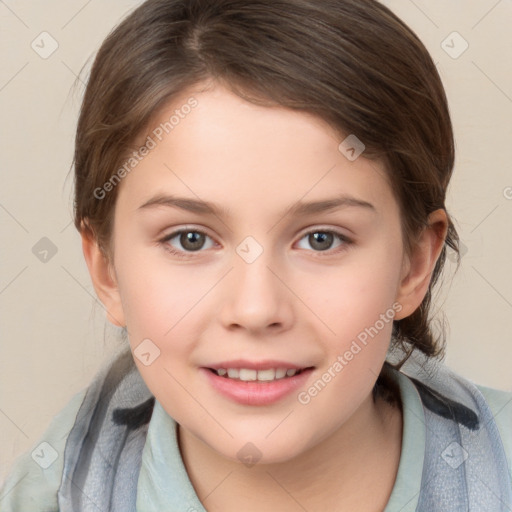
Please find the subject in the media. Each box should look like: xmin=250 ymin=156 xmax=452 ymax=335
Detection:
xmin=82 ymin=81 xmax=448 ymax=511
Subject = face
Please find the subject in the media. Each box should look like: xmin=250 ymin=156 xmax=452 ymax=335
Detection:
xmin=102 ymin=82 xmax=411 ymax=464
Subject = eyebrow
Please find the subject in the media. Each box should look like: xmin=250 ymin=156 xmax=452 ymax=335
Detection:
xmin=137 ymin=194 xmax=376 ymax=218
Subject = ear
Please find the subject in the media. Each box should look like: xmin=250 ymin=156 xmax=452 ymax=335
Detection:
xmin=80 ymin=222 xmax=126 ymax=327
xmin=394 ymin=209 xmax=448 ymax=320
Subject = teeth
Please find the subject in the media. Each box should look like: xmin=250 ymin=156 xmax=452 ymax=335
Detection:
xmin=239 ymin=369 xmax=257 ymax=381
xmin=214 ymin=367 xmax=302 ymax=381
xmin=275 ymin=368 xmax=287 ymax=379
xmin=257 ymin=369 xmax=276 ymax=381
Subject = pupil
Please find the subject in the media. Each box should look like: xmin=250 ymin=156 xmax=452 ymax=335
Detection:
xmin=310 ymin=232 xmax=333 ymax=251
xmin=182 ymin=231 xmax=204 ymax=251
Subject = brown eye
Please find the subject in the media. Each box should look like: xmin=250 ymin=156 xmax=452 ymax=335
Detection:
xmin=308 ymin=232 xmax=334 ymax=251
xmin=161 ymin=228 xmax=215 ymax=257
xmin=179 ymin=231 xmax=206 ymax=251
xmin=296 ymin=229 xmax=352 ymax=254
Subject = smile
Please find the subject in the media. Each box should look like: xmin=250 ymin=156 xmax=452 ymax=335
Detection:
xmin=202 ymin=362 xmax=315 ymax=406
xmin=209 ymin=367 xmax=307 ymax=381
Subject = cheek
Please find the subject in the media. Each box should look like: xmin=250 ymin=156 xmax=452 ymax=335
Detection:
xmin=114 ymin=242 xmax=207 ymax=338
xmin=296 ymin=240 xmax=402 ymax=409
xmin=113 ymin=247 xmax=208 ymax=417
xmin=295 ymin=259 xmax=400 ymax=434
xmin=306 ymin=244 xmax=402 ymax=346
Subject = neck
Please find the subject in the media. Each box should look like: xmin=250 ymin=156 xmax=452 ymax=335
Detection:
xmin=178 ymin=392 xmax=403 ymax=512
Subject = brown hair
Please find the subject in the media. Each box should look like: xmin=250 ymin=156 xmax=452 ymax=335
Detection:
xmin=72 ymin=0 xmax=460 ymax=400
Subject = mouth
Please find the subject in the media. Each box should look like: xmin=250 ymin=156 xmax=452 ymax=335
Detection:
xmin=201 ymin=361 xmax=315 ymax=406
xmin=206 ymin=367 xmax=313 ymax=382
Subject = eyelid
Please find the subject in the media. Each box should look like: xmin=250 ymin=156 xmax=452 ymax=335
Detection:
xmin=160 ymin=226 xmax=217 ymax=246
xmin=297 ymin=224 xmax=351 ymax=239
xmin=159 ymin=226 xmax=217 ymax=260
xmin=160 ymin=225 xmax=351 ymax=242
xmin=294 ymin=226 xmax=353 ymax=253
xmin=160 ymin=225 xmax=214 ymax=239
xmin=159 ymin=224 xmax=354 ymax=258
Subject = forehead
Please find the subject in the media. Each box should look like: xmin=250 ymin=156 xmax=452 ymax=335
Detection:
xmin=116 ymin=83 xmax=398 ymax=221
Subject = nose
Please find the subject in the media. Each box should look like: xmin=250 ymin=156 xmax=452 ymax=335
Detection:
xmin=219 ymin=247 xmax=294 ymax=335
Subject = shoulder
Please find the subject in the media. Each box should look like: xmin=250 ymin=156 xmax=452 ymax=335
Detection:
xmin=476 ymin=383 xmax=512 ymax=476
xmin=476 ymin=383 xmax=512 ymax=420
xmin=477 ymin=383 xmax=512 ymax=423
xmin=0 ymin=387 xmax=87 ymax=512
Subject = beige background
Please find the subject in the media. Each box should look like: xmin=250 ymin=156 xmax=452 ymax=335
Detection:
xmin=1 ymin=0 xmax=511 ymax=487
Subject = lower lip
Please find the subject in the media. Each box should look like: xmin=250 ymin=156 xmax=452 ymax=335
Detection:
xmin=201 ymin=367 xmax=314 ymax=406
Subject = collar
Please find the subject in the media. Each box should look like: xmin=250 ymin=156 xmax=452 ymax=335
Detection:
xmin=136 ymin=369 xmax=425 ymax=511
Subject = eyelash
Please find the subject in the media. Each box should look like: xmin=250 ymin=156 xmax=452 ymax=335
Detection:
xmin=159 ymin=227 xmax=353 ymax=260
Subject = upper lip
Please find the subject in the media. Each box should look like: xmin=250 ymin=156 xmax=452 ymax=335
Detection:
xmin=205 ymin=359 xmax=313 ymax=371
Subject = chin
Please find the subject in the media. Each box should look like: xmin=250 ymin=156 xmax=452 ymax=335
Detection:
xmin=209 ymin=433 xmax=312 ymax=467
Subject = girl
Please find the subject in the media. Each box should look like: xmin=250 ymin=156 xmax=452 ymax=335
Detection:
xmin=2 ymin=0 xmax=511 ymax=510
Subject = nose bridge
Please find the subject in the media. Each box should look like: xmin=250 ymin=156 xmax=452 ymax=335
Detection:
xmin=219 ymin=235 xmax=292 ymax=332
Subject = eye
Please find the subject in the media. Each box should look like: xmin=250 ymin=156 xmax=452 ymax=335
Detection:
xmin=296 ymin=228 xmax=352 ymax=254
xmin=160 ymin=227 xmax=216 ymax=258
xmin=159 ymin=226 xmax=353 ymax=259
